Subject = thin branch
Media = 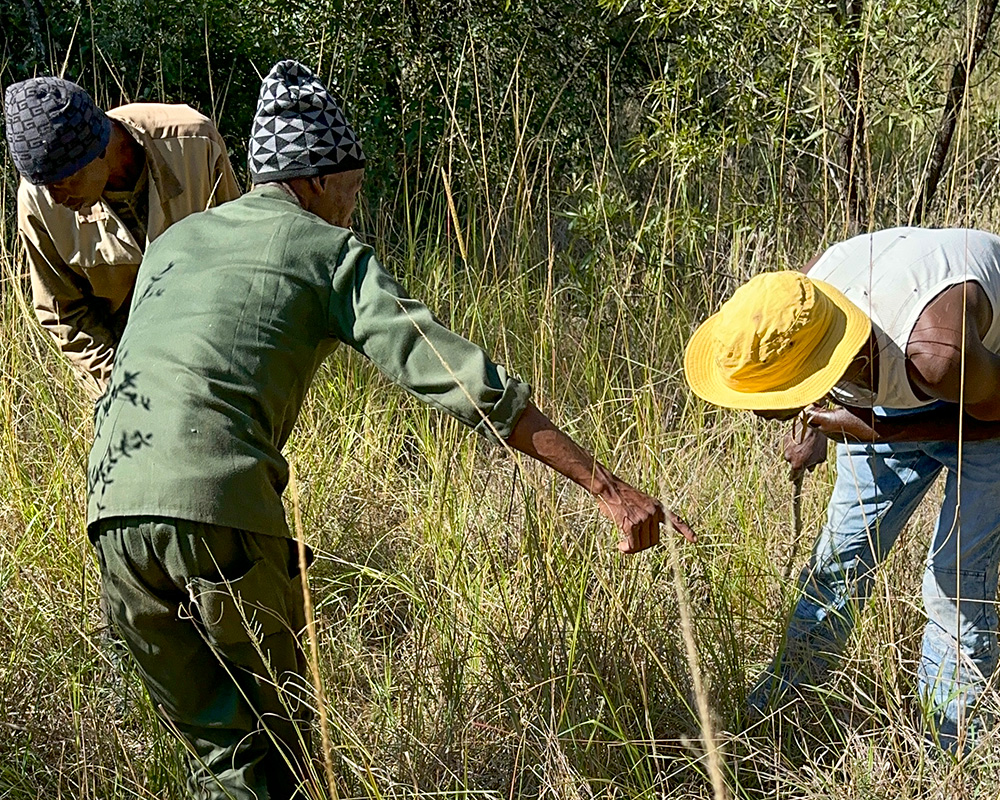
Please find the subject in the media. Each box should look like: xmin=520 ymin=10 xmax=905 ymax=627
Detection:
xmin=912 ymin=0 xmax=998 ymax=223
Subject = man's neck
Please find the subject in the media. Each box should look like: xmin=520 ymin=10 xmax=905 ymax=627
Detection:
xmin=841 ymin=331 xmax=880 ymax=393
xmin=265 ymin=180 xmax=306 ymax=207
xmin=104 ymin=120 xmax=147 ymax=192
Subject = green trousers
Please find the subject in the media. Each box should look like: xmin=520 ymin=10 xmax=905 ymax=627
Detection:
xmin=93 ymin=517 xmax=313 ymax=800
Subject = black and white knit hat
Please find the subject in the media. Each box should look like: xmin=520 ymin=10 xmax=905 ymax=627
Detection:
xmin=248 ymin=60 xmax=365 ymax=184
xmin=4 ymin=76 xmax=111 ymax=185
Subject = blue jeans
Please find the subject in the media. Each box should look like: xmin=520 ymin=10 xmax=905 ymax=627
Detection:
xmin=753 ymin=439 xmax=1000 ymax=749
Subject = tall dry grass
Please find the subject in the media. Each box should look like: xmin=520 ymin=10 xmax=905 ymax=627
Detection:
xmin=4 ymin=20 xmax=1000 ymax=800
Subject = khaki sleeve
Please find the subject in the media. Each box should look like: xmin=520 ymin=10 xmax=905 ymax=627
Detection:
xmin=18 ymin=186 xmax=118 ymax=396
xmin=207 ymin=129 xmax=241 ymax=206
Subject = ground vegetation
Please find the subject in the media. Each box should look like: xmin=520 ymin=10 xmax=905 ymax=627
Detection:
xmin=2 ymin=1 xmax=1000 ymax=797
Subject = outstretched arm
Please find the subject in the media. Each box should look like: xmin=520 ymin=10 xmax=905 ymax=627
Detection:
xmin=328 ymin=244 xmax=694 ymax=551
xmin=506 ymin=402 xmax=696 ymax=553
xmin=804 ymin=403 xmax=1000 ymax=443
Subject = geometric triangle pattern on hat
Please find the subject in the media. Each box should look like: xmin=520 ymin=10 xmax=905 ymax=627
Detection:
xmin=248 ymin=59 xmax=365 ymax=183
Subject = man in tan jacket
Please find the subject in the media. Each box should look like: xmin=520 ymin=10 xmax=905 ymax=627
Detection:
xmin=4 ymin=76 xmax=240 ymax=395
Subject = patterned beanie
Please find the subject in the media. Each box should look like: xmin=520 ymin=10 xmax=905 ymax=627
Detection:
xmin=4 ymin=77 xmax=111 ymax=185
xmin=249 ymin=60 xmax=365 ymax=184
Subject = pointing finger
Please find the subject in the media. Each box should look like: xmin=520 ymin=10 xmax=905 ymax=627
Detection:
xmin=668 ymin=510 xmax=696 ymax=543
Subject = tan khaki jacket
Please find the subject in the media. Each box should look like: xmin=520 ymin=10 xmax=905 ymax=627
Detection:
xmin=17 ymin=103 xmax=241 ymax=395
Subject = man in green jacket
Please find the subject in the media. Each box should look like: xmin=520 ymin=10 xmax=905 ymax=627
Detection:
xmin=87 ymin=60 xmax=693 ymax=800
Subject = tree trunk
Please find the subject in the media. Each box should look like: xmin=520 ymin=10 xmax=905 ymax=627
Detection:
xmin=912 ymin=0 xmax=998 ymax=223
xmin=834 ymin=0 xmax=868 ymax=228
xmin=20 ymin=0 xmax=48 ymax=65
xmin=403 ymin=0 xmax=422 ymax=44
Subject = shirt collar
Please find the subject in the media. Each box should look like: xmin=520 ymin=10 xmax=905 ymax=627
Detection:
xmin=113 ymin=115 xmax=183 ymax=202
xmin=74 ymin=118 xmax=181 ymax=223
xmin=252 ymin=183 xmax=302 ymax=205
xmin=103 ymin=161 xmax=149 ymax=205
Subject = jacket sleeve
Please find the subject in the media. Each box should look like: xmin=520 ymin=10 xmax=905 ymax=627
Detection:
xmin=18 ymin=185 xmax=117 ymax=396
xmin=327 ymin=237 xmax=531 ymax=442
xmin=208 ymin=131 xmax=241 ymax=206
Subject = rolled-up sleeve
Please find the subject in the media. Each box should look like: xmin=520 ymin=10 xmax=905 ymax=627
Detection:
xmin=328 ymin=237 xmax=530 ymax=442
xmin=18 ymin=184 xmax=118 ymax=395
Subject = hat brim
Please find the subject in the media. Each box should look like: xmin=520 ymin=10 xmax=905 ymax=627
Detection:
xmin=683 ymin=278 xmax=872 ymax=410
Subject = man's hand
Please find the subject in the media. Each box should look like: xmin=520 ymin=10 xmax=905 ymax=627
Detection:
xmin=504 ymin=401 xmax=696 ymax=554
xmin=804 ymin=404 xmax=878 ymax=442
xmin=784 ymin=416 xmax=828 ymax=480
xmin=801 ymin=402 xmax=1000 ymax=445
xmin=595 ymin=479 xmax=696 ymax=554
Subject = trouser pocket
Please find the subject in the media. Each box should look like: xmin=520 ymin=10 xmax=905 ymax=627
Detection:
xmin=187 ymin=555 xmax=296 ymax=672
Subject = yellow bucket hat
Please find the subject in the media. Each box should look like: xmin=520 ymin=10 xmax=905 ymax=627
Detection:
xmin=684 ymin=271 xmax=871 ymax=410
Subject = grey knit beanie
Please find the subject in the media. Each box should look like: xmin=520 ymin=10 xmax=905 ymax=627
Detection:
xmin=248 ymin=60 xmax=365 ymax=184
xmin=4 ymin=77 xmax=111 ymax=185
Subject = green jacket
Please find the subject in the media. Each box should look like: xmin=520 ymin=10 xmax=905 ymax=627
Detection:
xmin=87 ymin=185 xmax=530 ymax=537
